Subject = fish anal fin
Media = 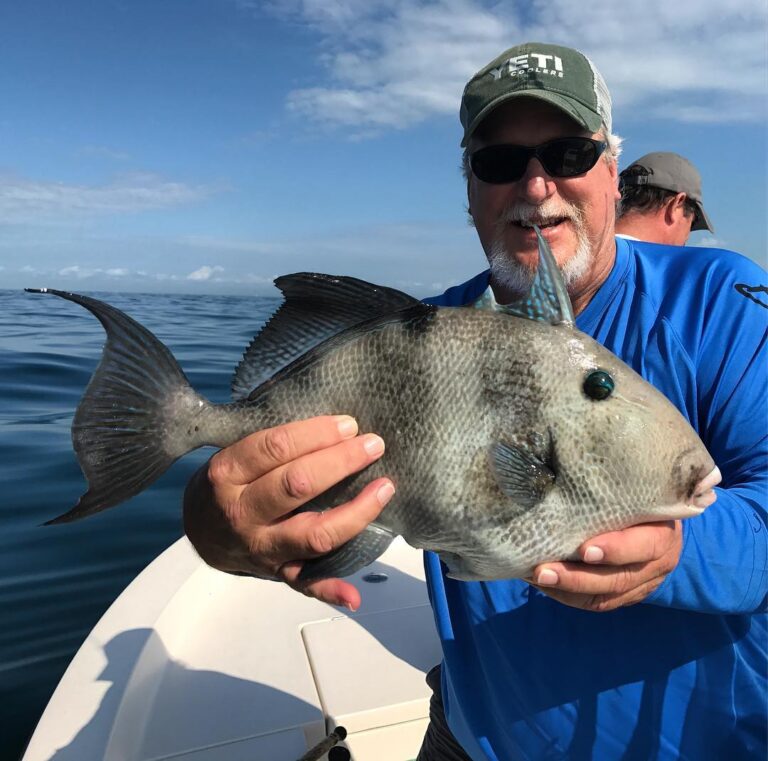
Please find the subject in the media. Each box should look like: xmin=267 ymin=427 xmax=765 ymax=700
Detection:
xmin=298 ymin=523 xmax=395 ymax=581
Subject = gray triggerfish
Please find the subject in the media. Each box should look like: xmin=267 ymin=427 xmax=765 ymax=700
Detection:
xmin=27 ymin=228 xmax=720 ymax=581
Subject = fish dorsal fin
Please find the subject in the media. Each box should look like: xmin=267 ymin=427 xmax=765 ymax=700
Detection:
xmin=494 ymin=225 xmax=575 ymax=325
xmin=231 ymin=273 xmax=423 ymax=399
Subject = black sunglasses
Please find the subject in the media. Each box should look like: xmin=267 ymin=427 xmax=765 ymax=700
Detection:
xmin=470 ymin=137 xmax=607 ymax=184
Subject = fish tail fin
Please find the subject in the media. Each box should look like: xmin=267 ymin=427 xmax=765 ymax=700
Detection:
xmin=26 ymin=288 xmax=208 ymax=524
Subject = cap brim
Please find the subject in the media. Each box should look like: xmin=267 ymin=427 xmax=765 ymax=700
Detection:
xmin=692 ymin=201 xmax=714 ymax=233
xmin=462 ymin=90 xmax=604 ymax=147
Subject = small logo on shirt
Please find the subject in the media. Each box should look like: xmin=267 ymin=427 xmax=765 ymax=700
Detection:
xmin=734 ymin=283 xmax=768 ymax=309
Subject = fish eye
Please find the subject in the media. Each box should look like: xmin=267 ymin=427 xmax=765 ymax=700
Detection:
xmin=583 ymin=370 xmax=614 ymax=400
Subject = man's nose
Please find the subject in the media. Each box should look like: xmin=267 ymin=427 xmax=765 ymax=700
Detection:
xmin=517 ymin=158 xmax=556 ymax=204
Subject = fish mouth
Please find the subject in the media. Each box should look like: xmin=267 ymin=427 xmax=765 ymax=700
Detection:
xmin=686 ymin=465 xmax=721 ymax=513
xmin=649 ymin=465 xmax=721 ymax=521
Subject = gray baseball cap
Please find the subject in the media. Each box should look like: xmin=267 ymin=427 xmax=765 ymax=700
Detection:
xmin=460 ymin=42 xmax=613 ymax=147
xmin=620 ymin=152 xmax=714 ymax=233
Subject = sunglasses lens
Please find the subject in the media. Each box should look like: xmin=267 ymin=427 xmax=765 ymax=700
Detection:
xmin=540 ymin=139 xmax=601 ymax=177
xmin=470 ymin=145 xmax=530 ymax=184
xmin=470 ymin=139 xmax=605 ymax=184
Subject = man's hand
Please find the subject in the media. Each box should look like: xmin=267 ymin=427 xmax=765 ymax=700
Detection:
xmin=183 ymin=415 xmax=394 ymax=611
xmin=529 ymin=521 xmax=682 ymax=612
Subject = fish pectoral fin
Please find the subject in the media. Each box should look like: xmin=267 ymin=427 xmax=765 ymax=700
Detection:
xmin=490 ymin=442 xmax=555 ymax=509
xmin=298 ymin=523 xmax=395 ymax=581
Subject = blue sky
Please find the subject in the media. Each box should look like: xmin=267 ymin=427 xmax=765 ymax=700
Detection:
xmin=1 ymin=0 xmax=766 ymax=296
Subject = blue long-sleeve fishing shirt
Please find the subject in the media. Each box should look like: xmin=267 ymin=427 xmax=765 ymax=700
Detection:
xmin=423 ymin=236 xmax=767 ymax=760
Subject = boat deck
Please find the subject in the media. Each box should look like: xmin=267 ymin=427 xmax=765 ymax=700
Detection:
xmin=23 ymin=536 xmax=441 ymax=761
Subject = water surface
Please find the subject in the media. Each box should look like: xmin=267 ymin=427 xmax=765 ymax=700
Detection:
xmin=0 ymin=289 xmax=278 ymax=759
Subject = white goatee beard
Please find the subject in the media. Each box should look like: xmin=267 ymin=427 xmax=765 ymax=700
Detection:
xmin=488 ymin=200 xmax=592 ymax=300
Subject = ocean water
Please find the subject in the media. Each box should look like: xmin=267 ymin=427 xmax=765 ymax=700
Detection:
xmin=0 ymin=289 xmax=279 ymax=760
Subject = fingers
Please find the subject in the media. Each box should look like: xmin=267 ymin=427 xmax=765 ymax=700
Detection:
xmin=530 ymin=575 xmax=666 ymax=613
xmin=275 ymin=483 xmax=394 ymax=611
xmin=576 ymin=521 xmax=677 ymax=566
xmin=531 ymin=558 xmax=659 ymax=597
xmin=280 ymin=566 xmax=363 ymax=610
xmin=209 ymin=415 xmax=359 ymax=486
xmin=255 ymin=478 xmax=395 ymax=571
xmin=244 ymin=478 xmax=396 ymax=611
xmin=300 ymin=578 xmax=364 ymax=611
xmin=183 ymin=415 xmax=393 ymax=597
xmin=528 ymin=521 xmax=683 ymax=612
xmin=239 ymin=433 xmax=386 ymax=525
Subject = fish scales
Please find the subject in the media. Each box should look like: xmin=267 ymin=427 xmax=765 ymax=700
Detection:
xmin=26 ymin=229 xmax=720 ymax=581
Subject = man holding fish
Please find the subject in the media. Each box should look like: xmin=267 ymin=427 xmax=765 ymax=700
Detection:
xmin=181 ymin=42 xmax=766 ymax=759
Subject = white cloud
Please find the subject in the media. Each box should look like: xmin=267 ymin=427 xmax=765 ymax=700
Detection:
xmin=174 ymin=221 xmax=483 ymax=293
xmin=56 ymin=265 xmax=136 ymax=279
xmin=187 ymin=265 xmax=225 ymax=281
xmin=0 ymin=173 xmax=215 ymax=222
xmin=58 ymin=266 xmax=86 ymax=277
xmin=253 ymin=0 xmax=767 ymax=134
xmin=1 ymin=220 xmax=482 ymax=295
xmin=693 ymin=234 xmax=729 ymax=249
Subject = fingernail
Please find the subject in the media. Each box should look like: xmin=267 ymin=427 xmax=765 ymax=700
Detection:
xmin=584 ymin=546 xmax=604 ymax=563
xmin=335 ymin=415 xmax=358 ymax=438
xmin=363 ymin=434 xmax=385 ymax=456
xmin=536 ymin=569 xmax=559 ymax=586
xmin=346 ymin=602 xmax=357 ymax=612
xmin=377 ymin=481 xmax=395 ymax=506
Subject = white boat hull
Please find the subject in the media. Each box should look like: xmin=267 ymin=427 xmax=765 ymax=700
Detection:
xmin=23 ymin=536 xmax=442 ymax=760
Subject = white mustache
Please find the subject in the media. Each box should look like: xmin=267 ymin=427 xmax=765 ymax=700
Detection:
xmin=498 ymin=200 xmax=581 ymax=226
xmin=489 ymin=197 xmax=592 ymax=293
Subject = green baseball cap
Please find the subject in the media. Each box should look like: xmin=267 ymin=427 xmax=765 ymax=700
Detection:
xmin=460 ymin=42 xmax=613 ymax=147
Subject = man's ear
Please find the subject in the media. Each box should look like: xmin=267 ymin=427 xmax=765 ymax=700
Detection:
xmin=609 ymin=160 xmax=621 ymax=201
xmin=466 ymin=174 xmax=476 ymax=224
xmin=664 ymin=192 xmax=688 ymax=224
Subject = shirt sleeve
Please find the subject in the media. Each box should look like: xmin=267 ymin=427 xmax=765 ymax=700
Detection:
xmin=424 ymin=270 xmax=490 ymax=308
xmin=647 ymin=257 xmax=768 ymax=614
